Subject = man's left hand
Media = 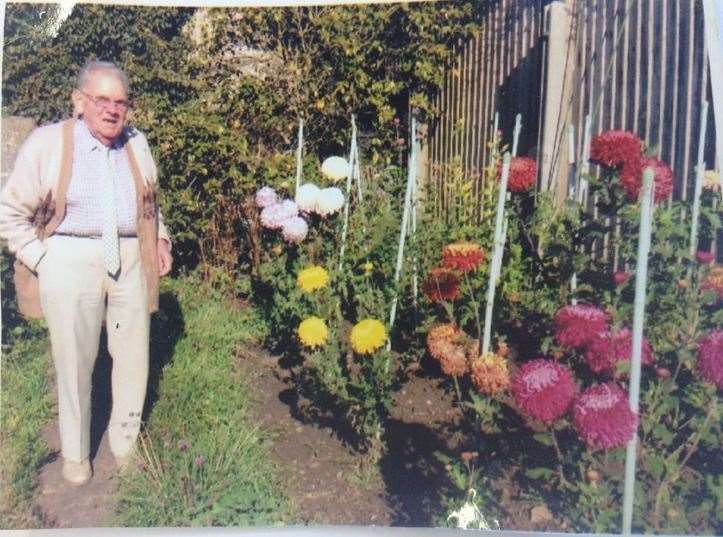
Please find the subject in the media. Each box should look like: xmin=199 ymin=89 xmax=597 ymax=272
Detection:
xmin=158 ymin=239 xmax=173 ymax=276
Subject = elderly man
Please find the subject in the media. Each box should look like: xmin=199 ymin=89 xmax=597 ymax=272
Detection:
xmin=0 ymin=61 xmax=172 ymax=485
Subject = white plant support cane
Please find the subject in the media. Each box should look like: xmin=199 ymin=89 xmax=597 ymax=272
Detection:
xmin=688 ymin=101 xmax=709 ymax=269
xmin=622 ymin=168 xmax=655 ymax=536
xmin=386 ymin=118 xmax=417 ymax=358
xmin=568 ymin=125 xmax=578 ymax=305
xmin=482 ymin=152 xmax=511 ymax=356
xmin=338 ymin=116 xmax=359 ymax=272
xmin=294 ymin=118 xmax=304 ymax=196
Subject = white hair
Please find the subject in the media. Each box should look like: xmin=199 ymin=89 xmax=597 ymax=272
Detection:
xmin=76 ymin=60 xmax=130 ymax=93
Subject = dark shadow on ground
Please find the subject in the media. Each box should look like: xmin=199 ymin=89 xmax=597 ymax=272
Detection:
xmin=380 ymin=418 xmax=457 ymax=526
xmin=88 ymin=291 xmax=184 ymax=459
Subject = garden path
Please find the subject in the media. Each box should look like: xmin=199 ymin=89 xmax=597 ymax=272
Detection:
xmin=34 ymin=338 xmax=120 ymax=528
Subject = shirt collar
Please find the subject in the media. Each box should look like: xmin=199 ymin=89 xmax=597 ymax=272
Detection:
xmin=76 ymin=118 xmax=125 ymax=153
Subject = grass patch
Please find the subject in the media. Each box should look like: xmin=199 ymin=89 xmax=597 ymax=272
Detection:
xmin=0 ymin=325 xmax=53 ymax=529
xmin=115 ymin=274 xmax=290 ymax=526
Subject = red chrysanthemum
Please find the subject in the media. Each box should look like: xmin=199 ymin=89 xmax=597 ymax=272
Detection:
xmin=511 ymin=359 xmax=577 ymax=423
xmin=585 ymin=328 xmax=655 ymax=375
xmin=702 ymin=266 xmax=723 ymax=299
xmin=619 ymin=157 xmax=674 ymax=203
xmin=422 ymin=267 xmax=460 ymax=303
xmin=697 ymin=330 xmax=723 ymax=389
xmin=498 ymin=156 xmax=537 ymax=192
xmin=442 ymin=241 xmax=485 ymax=273
xmin=589 ymin=130 xmax=642 ymax=169
xmin=572 ymin=383 xmax=638 ymax=450
xmin=613 ymin=271 xmax=631 ymax=285
xmin=554 ymin=305 xmax=610 ymax=349
xmin=696 ymin=251 xmax=715 ymax=264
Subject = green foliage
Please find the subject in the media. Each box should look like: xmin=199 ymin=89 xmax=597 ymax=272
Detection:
xmin=3 ymin=2 xmax=483 ymax=275
xmin=115 ymin=274 xmax=288 ymax=526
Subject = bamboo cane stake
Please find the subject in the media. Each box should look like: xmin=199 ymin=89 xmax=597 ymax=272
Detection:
xmin=622 ymin=168 xmax=655 ymax=536
xmin=688 ymin=101 xmax=709 ymax=261
xmin=294 ymin=118 xmax=304 ymax=196
xmin=386 ymin=118 xmax=417 ymax=356
xmin=482 ymin=152 xmax=511 ymax=356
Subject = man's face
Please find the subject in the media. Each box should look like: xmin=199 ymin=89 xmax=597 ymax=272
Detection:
xmin=72 ymin=70 xmax=129 ymax=146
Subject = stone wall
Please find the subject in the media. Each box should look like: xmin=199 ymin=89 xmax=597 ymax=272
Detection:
xmin=2 ymin=116 xmax=36 ymax=189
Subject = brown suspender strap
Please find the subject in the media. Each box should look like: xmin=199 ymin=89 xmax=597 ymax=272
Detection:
xmin=43 ymin=118 xmax=76 ymax=237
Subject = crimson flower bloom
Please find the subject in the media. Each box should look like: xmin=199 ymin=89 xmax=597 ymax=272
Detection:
xmin=423 ymin=267 xmax=461 ymax=303
xmin=589 ymin=130 xmax=642 ymax=169
xmin=500 ymin=156 xmax=537 ymax=192
xmin=619 ymin=157 xmax=674 ymax=203
xmin=511 ymin=359 xmax=577 ymax=423
xmin=697 ymin=330 xmax=723 ymax=389
xmin=572 ymin=383 xmax=638 ymax=450
xmin=442 ymin=241 xmax=485 ymax=273
xmin=613 ymin=271 xmax=630 ymax=285
xmin=585 ymin=328 xmax=655 ymax=375
xmin=554 ymin=304 xmax=610 ymax=349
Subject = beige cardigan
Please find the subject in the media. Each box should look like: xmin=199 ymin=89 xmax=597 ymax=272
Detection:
xmin=0 ymin=119 xmax=171 ymax=316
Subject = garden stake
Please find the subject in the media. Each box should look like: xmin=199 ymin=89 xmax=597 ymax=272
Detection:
xmin=491 ymin=115 xmax=522 ymax=304
xmin=294 ymin=118 xmax=304 ymax=196
xmin=622 ymin=168 xmax=655 ymax=536
xmin=577 ymin=114 xmax=592 ymax=204
xmin=338 ymin=116 xmax=358 ymax=272
xmin=688 ymin=101 xmax=709 ymax=268
xmin=568 ymin=124 xmax=578 ymax=305
xmin=482 ymin=152 xmax=511 ymax=355
xmin=351 ymin=115 xmax=363 ymax=204
xmin=386 ymin=118 xmax=417 ymax=356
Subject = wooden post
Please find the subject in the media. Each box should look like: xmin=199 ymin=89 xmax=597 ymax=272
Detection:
xmin=539 ymin=1 xmax=575 ymax=206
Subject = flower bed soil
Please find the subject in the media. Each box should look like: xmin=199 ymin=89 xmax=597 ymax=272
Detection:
xmin=238 ymin=344 xmax=565 ymax=530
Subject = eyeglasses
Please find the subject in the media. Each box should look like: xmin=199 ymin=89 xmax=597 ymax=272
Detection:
xmin=79 ymin=90 xmax=131 ymax=112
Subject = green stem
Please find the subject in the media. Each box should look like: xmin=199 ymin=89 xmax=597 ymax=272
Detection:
xmin=463 ymin=272 xmax=483 ymax=350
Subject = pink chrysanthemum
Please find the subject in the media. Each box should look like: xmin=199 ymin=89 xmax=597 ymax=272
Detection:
xmin=260 ymin=199 xmax=299 ymax=229
xmin=619 ymin=157 xmax=674 ymax=203
xmin=572 ymin=383 xmax=638 ymax=450
xmin=280 ymin=216 xmax=308 ymax=244
xmin=697 ymin=330 xmax=723 ymax=389
xmin=498 ymin=157 xmax=537 ymax=192
xmin=554 ymin=305 xmax=610 ymax=349
xmin=696 ymin=251 xmax=715 ymax=264
xmin=585 ymin=328 xmax=655 ymax=374
xmin=255 ymin=186 xmax=278 ymax=208
xmin=511 ymin=359 xmax=577 ymax=423
xmin=589 ymin=130 xmax=642 ymax=169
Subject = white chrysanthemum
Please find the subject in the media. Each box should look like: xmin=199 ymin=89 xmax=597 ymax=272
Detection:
xmin=314 ymin=187 xmax=345 ymax=217
xmin=321 ymin=156 xmax=349 ymax=182
xmin=295 ymin=183 xmax=321 ymax=212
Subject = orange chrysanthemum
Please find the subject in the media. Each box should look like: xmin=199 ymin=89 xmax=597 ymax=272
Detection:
xmin=426 ymin=323 xmax=475 ymax=378
xmin=702 ymin=266 xmax=723 ymax=299
xmin=422 ymin=267 xmax=461 ymax=302
xmin=470 ymin=352 xmax=510 ymax=396
xmin=442 ymin=241 xmax=485 ymax=273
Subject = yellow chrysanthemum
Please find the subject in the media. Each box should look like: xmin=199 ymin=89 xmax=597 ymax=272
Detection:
xmin=298 ymin=317 xmax=329 ymax=348
xmin=297 ymin=266 xmax=330 ymax=293
xmin=363 ymin=261 xmax=374 ymax=276
xmin=350 ymin=319 xmax=387 ymax=354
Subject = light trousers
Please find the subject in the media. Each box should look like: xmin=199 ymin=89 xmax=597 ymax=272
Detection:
xmin=38 ymin=235 xmax=150 ymax=463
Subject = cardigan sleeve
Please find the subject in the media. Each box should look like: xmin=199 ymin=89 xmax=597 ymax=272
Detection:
xmin=0 ymin=128 xmax=48 ymax=270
